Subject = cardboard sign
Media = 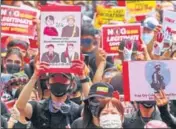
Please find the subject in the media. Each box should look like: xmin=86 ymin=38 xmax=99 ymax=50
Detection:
xmin=1 ymin=5 xmax=37 ymax=38
xmin=94 ymin=5 xmax=126 ymax=29
xmin=40 ymin=5 xmax=81 ymax=73
xmin=102 ymin=24 xmax=141 ymax=55
xmin=123 ymin=61 xmax=176 ymax=101
xmin=126 ymin=1 xmax=156 ymax=16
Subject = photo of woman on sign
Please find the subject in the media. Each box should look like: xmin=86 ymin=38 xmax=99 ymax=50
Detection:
xmin=43 ymin=15 xmax=59 ymax=36
xmin=61 ymin=43 xmax=79 ymax=63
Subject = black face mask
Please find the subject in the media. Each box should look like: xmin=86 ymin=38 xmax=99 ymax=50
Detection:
xmin=50 ymin=83 xmax=70 ymax=97
xmin=6 ymin=63 xmax=20 ymax=74
xmin=141 ymin=101 xmax=156 ymax=109
xmin=88 ymin=98 xmax=100 ymax=117
xmin=70 ymin=97 xmax=82 ymax=105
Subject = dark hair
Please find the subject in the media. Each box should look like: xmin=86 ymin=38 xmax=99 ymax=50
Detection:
xmin=7 ymin=39 xmax=29 ymax=50
xmin=83 ymin=100 xmax=93 ymax=128
xmin=98 ymin=98 xmax=124 ymax=118
xmin=81 ymin=25 xmax=99 ymax=36
xmin=45 ymin=15 xmax=54 ymax=22
xmin=5 ymin=48 xmax=23 ymax=61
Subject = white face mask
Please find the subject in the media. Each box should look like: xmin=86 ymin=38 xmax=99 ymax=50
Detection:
xmin=12 ymin=88 xmax=17 ymax=97
xmin=100 ymin=114 xmax=122 ymax=128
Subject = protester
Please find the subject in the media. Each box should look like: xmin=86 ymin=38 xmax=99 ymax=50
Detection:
xmin=124 ymin=100 xmax=162 ymax=128
xmin=71 ymin=82 xmax=114 ymax=128
xmin=3 ymin=48 xmax=24 ymax=74
xmin=2 ymin=1 xmax=176 ymax=129
xmin=15 ymin=58 xmax=91 ymax=128
xmin=98 ymin=97 xmax=124 ymax=128
xmin=2 ymin=72 xmax=29 ymax=101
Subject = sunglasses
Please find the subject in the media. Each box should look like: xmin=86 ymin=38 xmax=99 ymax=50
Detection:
xmin=81 ymin=38 xmax=93 ymax=46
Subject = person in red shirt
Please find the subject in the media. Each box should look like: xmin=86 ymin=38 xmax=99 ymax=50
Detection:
xmin=44 ymin=15 xmax=58 ymax=36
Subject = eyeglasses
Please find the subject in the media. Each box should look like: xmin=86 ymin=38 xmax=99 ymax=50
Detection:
xmin=6 ymin=59 xmax=21 ymax=65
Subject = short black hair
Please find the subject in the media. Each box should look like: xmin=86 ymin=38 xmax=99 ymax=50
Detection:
xmin=7 ymin=39 xmax=29 ymax=50
xmin=81 ymin=25 xmax=99 ymax=36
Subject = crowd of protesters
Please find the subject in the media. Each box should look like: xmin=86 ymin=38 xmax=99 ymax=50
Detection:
xmin=1 ymin=0 xmax=176 ymax=129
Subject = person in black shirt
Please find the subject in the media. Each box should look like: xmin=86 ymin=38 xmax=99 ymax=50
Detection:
xmin=15 ymin=62 xmax=82 ymax=128
xmin=71 ymin=82 xmax=114 ymax=128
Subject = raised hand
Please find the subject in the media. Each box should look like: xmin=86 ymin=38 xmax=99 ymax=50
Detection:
xmin=123 ymin=40 xmax=134 ymax=61
xmin=154 ymin=90 xmax=168 ymax=107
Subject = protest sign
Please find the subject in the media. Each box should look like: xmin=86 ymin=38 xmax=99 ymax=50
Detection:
xmin=40 ymin=5 xmax=81 ymax=73
xmin=126 ymin=1 xmax=156 ymax=16
xmin=94 ymin=5 xmax=126 ymax=29
xmin=123 ymin=60 xmax=176 ymax=101
xmin=102 ymin=24 xmax=141 ymax=55
xmin=1 ymin=5 xmax=37 ymax=38
xmin=162 ymin=10 xmax=176 ymax=50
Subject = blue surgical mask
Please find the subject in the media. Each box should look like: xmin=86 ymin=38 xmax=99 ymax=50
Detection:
xmin=142 ymin=33 xmax=154 ymax=45
xmin=81 ymin=38 xmax=93 ymax=48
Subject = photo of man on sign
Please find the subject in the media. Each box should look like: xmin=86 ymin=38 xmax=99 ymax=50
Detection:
xmin=41 ymin=44 xmax=60 ymax=64
xmin=61 ymin=15 xmax=79 ymax=37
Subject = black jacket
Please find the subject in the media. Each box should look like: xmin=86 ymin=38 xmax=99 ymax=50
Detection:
xmin=123 ymin=107 xmax=162 ymax=128
xmin=28 ymin=98 xmax=81 ymax=129
xmin=158 ymin=104 xmax=176 ymax=129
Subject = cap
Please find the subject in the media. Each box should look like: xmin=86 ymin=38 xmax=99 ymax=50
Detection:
xmin=143 ymin=17 xmax=159 ymax=30
xmin=84 ymin=82 xmax=114 ymax=101
xmin=144 ymin=120 xmax=167 ymax=128
xmin=49 ymin=73 xmax=74 ymax=81
xmin=155 ymin=64 xmax=161 ymax=69
xmin=46 ymin=44 xmax=54 ymax=48
xmin=7 ymin=72 xmax=29 ymax=86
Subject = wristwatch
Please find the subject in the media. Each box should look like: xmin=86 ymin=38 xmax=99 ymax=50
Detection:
xmin=80 ymin=77 xmax=90 ymax=83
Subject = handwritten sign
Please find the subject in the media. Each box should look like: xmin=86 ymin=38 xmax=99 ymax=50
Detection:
xmin=94 ymin=5 xmax=126 ymax=29
xmin=123 ymin=60 xmax=176 ymax=101
xmin=126 ymin=1 xmax=156 ymax=16
xmin=40 ymin=5 xmax=81 ymax=73
xmin=1 ymin=5 xmax=37 ymax=38
xmin=102 ymin=24 xmax=141 ymax=55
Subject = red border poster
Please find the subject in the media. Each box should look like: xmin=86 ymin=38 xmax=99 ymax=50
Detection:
xmin=123 ymin=60 xmax=176 ymax=101
xmin=102 ymin=24 xmax=141 ymax=55
xmin=40 ymin=5 xmax=81 ymax=73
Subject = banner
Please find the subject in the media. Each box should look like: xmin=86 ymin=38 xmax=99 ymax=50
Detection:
xmin=126 ymin=1 xmax=156 ymax=16
xmin=94 ymin=5 xmax=126 ymax=29
xmin=102 ymin=24 xmax=141 ymax=55
xmin=123 ymin=60 xmax=176 ymax=101
xmin=1 ymin=5 xmax=37 ymax=38
xmin=40 ymin=5 xmax=81 ymax=73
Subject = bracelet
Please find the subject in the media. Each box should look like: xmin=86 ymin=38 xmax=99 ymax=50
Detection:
xmin=80 ymin=77 xmax=90 ymax=83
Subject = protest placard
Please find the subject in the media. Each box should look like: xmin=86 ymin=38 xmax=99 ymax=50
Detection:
xmin=126 ymin=1 xmax=156 ymax=16
xmin=1 ymin=5 xmax=37 ymax=38
xmin=102 ymin=24 xmax=142 ymax=55
xmin=94 ymin=5 xmax=126 ymax=29
xmin=123 ymin=60 xmax=176 ymax=101
xmin=40 ymin=5 xmax=81 ymax=73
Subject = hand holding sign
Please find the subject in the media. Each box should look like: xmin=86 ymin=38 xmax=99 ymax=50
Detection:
xmin=155 ymin=90 xmax=168 ymax=107
xmin=71 ymin=60 xmax=89 ymax=78
xmin=34 ymin=56 xmax=49 ymax=77
xmin=123 ymin=40 xmax=134 ymax=61
xmin=156 ymin=31 xmax=164 ymax=43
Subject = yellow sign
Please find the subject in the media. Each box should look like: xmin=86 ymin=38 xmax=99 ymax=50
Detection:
xmin=126 ymin=1 xmax=156 ymax=16
xmin=97 ymin=87 xmax=109 ymax=93
xmin=94 ymin=5 xmax=126 ymax=29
